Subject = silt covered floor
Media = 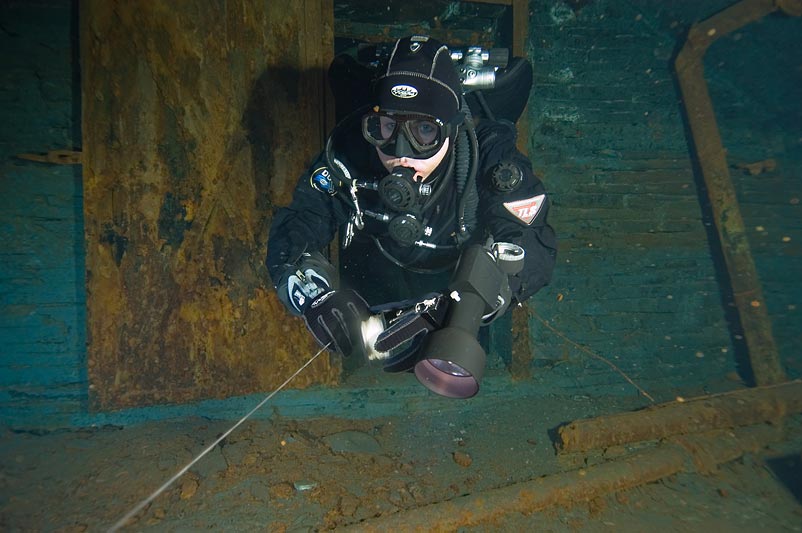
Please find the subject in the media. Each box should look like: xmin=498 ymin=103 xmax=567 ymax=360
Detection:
xmin=1 ymin=366 xmax=801 ymax=532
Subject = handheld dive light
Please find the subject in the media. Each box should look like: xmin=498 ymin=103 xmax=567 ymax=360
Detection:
xmin=414 ymin=242 xmax=524 ymax=398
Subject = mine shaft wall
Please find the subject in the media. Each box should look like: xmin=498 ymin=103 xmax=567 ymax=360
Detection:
xmin=1 ymin=0 xmax=799 ymax=428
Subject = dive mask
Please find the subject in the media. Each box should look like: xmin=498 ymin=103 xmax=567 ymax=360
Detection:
xmin=362 ymin=111 xmax=447 ymax=159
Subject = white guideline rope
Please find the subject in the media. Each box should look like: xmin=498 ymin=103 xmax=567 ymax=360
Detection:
xmin=107 ymin=343 xmax=329 ymax=532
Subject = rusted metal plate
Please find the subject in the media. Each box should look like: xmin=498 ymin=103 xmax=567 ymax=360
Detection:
xmin=82 ymin=0 xmax=337 ymax=409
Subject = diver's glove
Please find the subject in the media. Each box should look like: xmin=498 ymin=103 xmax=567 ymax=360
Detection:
xmin=275 ymin=251 xmax=338 ymax=316
xmin=303 ymin=290 xmax=370 ymax=358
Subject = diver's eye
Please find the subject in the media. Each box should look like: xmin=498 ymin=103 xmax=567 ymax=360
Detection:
xmin=411 ymin=120 xmax=439 ymax=145
xmin=379 ymin=116 xmax=397 ymax=140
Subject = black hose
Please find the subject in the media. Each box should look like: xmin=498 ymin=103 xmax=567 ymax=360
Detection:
xmin=421 ymin=139 xmax=456 ymax=214
xmin=324 ymin=104 xmax=373 ymax=206
xmin=456 ymin=97 xmax=480 ymax=243
xmin=474 ymin=90 xmax=496 ymax=121
xmin=371 ymin=236 xmax=458 ymax=275
xmin=454 ymin=127 xmax=470 ymax=198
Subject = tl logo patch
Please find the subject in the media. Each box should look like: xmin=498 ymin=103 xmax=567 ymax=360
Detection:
xmin=503 ymin=194 xmax=546 ymax=225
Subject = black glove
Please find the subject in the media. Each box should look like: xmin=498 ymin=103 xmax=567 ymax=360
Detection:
xmin=303 ymin=289 xmax=370 ymax=358
xmin=274 ymin=251 xmax=338 ymax=316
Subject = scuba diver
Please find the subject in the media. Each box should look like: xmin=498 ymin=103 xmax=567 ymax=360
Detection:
xmin=266 ymin=35 xmax=557 ymax=398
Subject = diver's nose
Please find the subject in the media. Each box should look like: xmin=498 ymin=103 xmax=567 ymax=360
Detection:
xmin=393 ymin=131 xmax=415 ymax=158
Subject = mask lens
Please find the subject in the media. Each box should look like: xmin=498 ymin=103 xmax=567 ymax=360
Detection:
xmin=363 ymin=112 xmax=446 ymax=157
xmin=406 ymin=119 xmax=441 ymax=149
xmin=379 ymin=116 xmax=397 ymax=141
xmin=363 ymin=114 xmax=396 ymax=146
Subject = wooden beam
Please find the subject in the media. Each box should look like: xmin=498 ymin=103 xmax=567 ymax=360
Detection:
xmin=674 ymin=0 xmax=792 ymax=386
xmin=511 ymin=0 xmax=529 ymax=58
xmin=341 ymin=423 xmax=782 ymax=531
xmin=509 ymin=0 xmax=534 ymax=381
xmin=557 ymin=380 xmax=802 ymax=453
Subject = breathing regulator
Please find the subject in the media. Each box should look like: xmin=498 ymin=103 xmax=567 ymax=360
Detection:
xmin=325 ymin=42 xmax=516 ymax=255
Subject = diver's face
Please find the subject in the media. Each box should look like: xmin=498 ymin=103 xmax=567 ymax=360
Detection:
xmin=376 ymin=137 xmax=450 ymax=183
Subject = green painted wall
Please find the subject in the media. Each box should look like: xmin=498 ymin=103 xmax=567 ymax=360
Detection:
xmin=526 ymin=0 xmax=801 ymax=396
xmin=0 ymin=0 xmax=87 ymax=426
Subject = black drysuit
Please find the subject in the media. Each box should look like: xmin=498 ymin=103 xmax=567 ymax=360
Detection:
xmin=266 ymin=119 xmax=557 ymax=310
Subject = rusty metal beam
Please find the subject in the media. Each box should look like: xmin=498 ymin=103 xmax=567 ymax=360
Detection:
xmin=674 ymin=0 xmax=798 ymax=386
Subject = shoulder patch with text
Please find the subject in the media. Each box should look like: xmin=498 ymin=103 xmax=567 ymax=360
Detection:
xmin=503 ymin=194 xmax=546 ymax=225
xmin=310 ymin=166 xmax=336 ymax=195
